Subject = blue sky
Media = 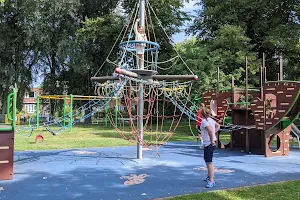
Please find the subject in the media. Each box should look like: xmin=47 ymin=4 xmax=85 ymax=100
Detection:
xmin=173 ymin=0 xmax=200 ymax=43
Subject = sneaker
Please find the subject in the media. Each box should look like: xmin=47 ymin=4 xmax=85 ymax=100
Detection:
xmin=206 ymin=181 xmax=216 ymax=188
xmin=204 ymin=176 xmax=210 ymax=182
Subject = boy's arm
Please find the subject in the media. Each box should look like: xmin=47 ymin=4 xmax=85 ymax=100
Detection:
xmin=205 ymin=126 xmax=215 ymax=146
xmin=215 ymin=122 xmax=220 ymax=133
xmin=134 ymin=19 xmax=139 ymax=35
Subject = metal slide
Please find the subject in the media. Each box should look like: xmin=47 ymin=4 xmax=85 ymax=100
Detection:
xmin=291 ymin=123 xmax=300 ymax=149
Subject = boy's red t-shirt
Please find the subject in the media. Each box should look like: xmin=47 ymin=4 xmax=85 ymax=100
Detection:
xmin=196 ymin=109 xmax=203 ymax=127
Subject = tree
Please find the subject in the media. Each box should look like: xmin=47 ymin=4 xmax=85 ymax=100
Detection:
xmin=172 ymin=25 xmax=258 ymax=99
xmin=189 ymin=0 xmax=300 ymax=81
xmin=208 ymin=25 xmax=259 ymax=87
xmin=0 ymin=0 xmax=35 ymax=113
xmin=171 ymin=37 xmax=221 ymax=98
xmin=79 ymin=0 xmax=119 ymax=20
xmin=76 ymin=14 xmax=126 ymax=79
xmin=25 ymin=0 xmax=81 ymax=95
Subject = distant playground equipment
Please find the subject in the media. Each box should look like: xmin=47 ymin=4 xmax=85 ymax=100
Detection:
xmin=35 ymin=134 xmax=44 ymax=143
xmin=15 ymin=80 xmax=125 ymax=138
xmin=38 ymin=94 xmax=122 ymax=133
xmin=202 ymin=55 xmax=300 ymax=157
xmin=0 ymin=87 xmax=16 ymax=180
xmin=91 ymin=98 xmax=119 ymax=127
xmin=4 ymin=114 xmax=20 ymax=125
xmin=37 ymin=94 xmax=74 ymax=134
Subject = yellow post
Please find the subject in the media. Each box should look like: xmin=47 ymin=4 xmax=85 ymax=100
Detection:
xmin=5 ymin=114 xmax=9 ymax=124
xmin=5 ymin=114 xmax=20 ymax=125
xmin=16 ymin=114 xmax=21 ymax=125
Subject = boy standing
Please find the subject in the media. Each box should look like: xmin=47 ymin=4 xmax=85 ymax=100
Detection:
xmin=200 ymin=107 xmax=220 ymax=188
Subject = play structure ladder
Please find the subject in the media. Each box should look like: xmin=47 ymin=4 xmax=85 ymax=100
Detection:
xmin=0 ymin=88 xmax=16 ymax=180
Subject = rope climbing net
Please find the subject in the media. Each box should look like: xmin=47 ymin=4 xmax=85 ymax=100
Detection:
xmin=166 ymin=91 xmax=257 ymax=132
xmin=106 ymin=80 xmax=193 ymax=150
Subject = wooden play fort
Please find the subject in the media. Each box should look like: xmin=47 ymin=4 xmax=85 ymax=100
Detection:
xmin=203 ymin=56 xmax=300 ymax=157
xmin=0 ymin=88 xmax=16 ymax=180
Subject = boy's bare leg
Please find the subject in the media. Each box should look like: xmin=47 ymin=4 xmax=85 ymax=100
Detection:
xmin=136 ymin=54 xmax=145 ymax=69
xmin=139 ymin=54 xmax=144 ymax=69
xmin=206 ymin=162 xmax=214 ymax=182
xmin=136 ymin=54 xmax=141 ymax=68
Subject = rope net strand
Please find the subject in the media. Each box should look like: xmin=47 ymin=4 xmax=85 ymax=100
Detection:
xmin=106 ymin=80 xmax=192 ymax=150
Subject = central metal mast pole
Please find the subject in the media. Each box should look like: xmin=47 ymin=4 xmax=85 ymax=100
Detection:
xmin=137 ymin=0 xmax=145 ymax=159
xmin=279 ymin=55 xmax=283 ymax=81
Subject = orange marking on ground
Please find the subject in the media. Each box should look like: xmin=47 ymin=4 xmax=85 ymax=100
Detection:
xmin=120 ymin=174 xmax=148 ymax=185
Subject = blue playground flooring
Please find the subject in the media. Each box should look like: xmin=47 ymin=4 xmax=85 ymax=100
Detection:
xmin=1 ymin=141 xmax=300 ymax=200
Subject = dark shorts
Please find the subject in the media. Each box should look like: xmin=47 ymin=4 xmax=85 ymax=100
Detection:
xmin=204 ymin=144 xmax=216 ymax=163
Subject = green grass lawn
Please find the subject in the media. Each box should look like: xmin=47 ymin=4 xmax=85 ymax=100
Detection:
xmin=14 ymin=122 xmax=195 ymax=151
xmin=14 ymin=122 xmax=299 ymax=151
xmin=166 ymin=180 xmax=300 ymax=200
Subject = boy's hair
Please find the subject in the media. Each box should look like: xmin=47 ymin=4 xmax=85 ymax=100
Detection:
xmin=201 ymin=107 xmax=212 ymax=119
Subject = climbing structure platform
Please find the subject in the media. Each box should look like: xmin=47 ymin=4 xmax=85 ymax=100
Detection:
xmin=203 ymin=75 xmax=300 ymax=157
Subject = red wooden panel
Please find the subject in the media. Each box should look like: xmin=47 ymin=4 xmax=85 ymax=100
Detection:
xmin=0 ymin=132 xmax=14 ymax=180
xmin=264 ymin=126 xmax=290 ymax=157
xmin=264 ymin=82 xmax=300 ymax=130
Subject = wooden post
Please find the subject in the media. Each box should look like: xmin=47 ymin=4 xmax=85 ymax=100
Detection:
xmin=230 ymin=76 xmax=235 ymax=150
xmin=260 ymin=55 xmax=264 ymax=100
xmin=262 ymin=53 xmax=266 ymax=131
xmin=263 ymin=53 xmax=267 ymax=83
xmin=262 ymin=53 xmax=267 ymax=156
xmin=245 ymin=57 xmax=249 ymax=153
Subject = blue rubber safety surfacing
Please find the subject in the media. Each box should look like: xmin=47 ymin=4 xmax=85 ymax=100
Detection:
xmin=1 ymin=141 xmax=300 ymax=200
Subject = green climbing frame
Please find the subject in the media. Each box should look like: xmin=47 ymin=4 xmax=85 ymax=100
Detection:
xmin=0 ymin=88 xmax=17 ymax=131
